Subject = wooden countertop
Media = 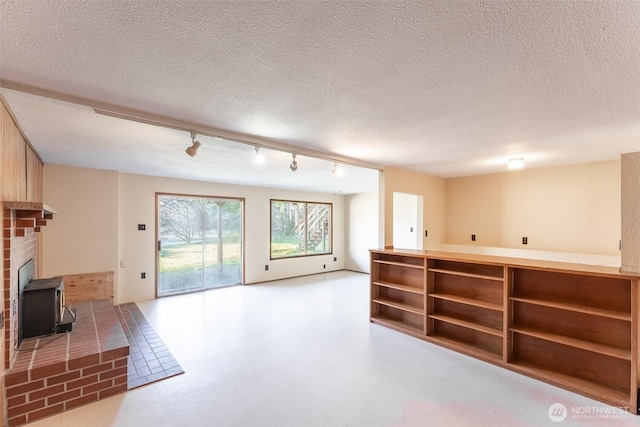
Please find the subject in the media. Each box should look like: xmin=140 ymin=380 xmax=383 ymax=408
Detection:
xmin=370 ymin=248 xmax=640 ymax=279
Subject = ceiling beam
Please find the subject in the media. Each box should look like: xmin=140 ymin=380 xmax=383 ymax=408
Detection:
xmin=0 ymin=79 xmax=384 ymax=171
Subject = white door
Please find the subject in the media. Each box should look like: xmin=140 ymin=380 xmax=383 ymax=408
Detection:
xmin=393 ymin=192 xmax=423 ymax=250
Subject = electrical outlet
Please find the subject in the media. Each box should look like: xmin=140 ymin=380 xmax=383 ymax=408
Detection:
xmin=265 ymin=265 xmax=269 ymax=271
xmin=323 ymin=264 xmax=326 ymax=269
xmin=425 ymin=230 xmax=428 ymax=237
xmin=471 ymin=234 xmax=476 ymax=241
xmin=138 ymin=224 xmax=146 ymax=230
xmin=522 ymin=237 xmax=528 ymax=245
xmin=333 ymin=257 xmax=337 ymax=261
xmin=141 ymin=272 xmax=146 ymax=279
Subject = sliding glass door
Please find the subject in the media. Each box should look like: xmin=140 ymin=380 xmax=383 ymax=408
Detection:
xmin=157 ymin=194 xmax=243 ymax=296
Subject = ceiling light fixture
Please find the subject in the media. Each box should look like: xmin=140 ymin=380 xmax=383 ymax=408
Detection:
xmin=332 ymin=162 xmax=345 ymax=177
xmin=290 ymin=153 xmax=298 ymax=172
xmin=185 ymin=132 xmax=201 ymax=157
xmin=508 ymin=157 xmax=524 ymax=170
xmin=254 ymin=146 xmax=265 ymax=164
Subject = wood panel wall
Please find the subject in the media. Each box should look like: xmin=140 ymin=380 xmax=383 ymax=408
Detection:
xmin=1 ymin=104 xmax=26 ymax=202
xmin=26 ymin=146 xmax=43 ymax=203
xmin=63 ymin=271 xmax=115 ymax=304
xmin=1 ymin=99 xmax=42 ymax=203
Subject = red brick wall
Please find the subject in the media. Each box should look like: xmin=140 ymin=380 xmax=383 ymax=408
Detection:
xmin=5 ymin=352 xmax=128 ymax=426
xmin=3 ymin=209 xmax=38 ymax=370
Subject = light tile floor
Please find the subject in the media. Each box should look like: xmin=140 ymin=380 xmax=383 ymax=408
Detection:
xmin=26 ymin=271 xmax=640 ymax=427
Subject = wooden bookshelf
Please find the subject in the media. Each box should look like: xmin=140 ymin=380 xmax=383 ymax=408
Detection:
xmin=369 ymin=248 xmax=640 ymax=414
xmin=371 ymin=252 xmax=426 ymax=336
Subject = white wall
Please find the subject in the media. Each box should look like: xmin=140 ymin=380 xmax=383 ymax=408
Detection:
xmin=43 ymin=165 xmax=347 ymax=304
xmin=345 ymin=191 xmax=378 ymax=273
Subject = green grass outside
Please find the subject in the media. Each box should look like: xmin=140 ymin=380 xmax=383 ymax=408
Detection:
xmin=270 ymin=242 xmax=301 ymax=258
xmin=160 ymin=240 xmax=331 ymax=272
xmin=270 ymin=241 xmax=330 ymax=258
xmin=160 ymin=242 xmax=241 ymax=272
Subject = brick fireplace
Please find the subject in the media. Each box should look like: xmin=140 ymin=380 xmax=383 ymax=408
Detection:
xmin=2 ymin=203 xmax=129 ymax=426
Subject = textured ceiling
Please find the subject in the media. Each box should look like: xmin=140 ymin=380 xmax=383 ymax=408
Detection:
xmin=1 ymin=1 xmax=639 ymax=194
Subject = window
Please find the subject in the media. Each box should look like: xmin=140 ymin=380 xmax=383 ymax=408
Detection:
xmin=157 ymin=194 xmax=243 ymax=296
xmin=271 ymin=200 xmax=332 ymax=259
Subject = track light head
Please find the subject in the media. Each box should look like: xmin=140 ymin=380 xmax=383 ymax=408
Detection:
xmin=290 ymin=153 xmax=298 ymax=172
xmin=254 ymin=146 xmax=265 ymax=164
xmin=186 ymin=132 xmax=201 ymax=157
xmin=332 ymin=162 xmax=345 ymax=177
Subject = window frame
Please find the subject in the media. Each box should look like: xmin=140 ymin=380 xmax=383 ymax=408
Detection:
xmin=270 ymin=199 xmax=333 ymax=260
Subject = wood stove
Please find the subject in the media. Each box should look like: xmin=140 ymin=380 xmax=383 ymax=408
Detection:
xmin=18 ymin=259 xmax=76 ymax=344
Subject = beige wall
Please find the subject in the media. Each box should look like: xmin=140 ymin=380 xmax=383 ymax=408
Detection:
xmin=621 ymin=152 xmax=640 ymax=273
xmin=445 ymin=160 xmax=621 ymax=255
xmin=42 ymin=159 xmax=631 ymax=303
xmin=381 ymin=167 xmax=446 ymax=249
xmin=117 ymin=173 xmax=346 ymax=303
xmin=42 ymin=165 xmax=119 ymax=279
xmin=42 ymin=165 xmax=347 ymax=304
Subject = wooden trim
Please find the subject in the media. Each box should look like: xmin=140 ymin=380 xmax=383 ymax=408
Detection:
xmin=3 ymin=201 xmax=57 ymax=214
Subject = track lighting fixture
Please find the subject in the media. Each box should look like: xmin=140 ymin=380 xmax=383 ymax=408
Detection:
xmin=185 ymin=132 xmax=201 ymax=157
xmin=254 ymin=146 xmax=265 ymax=164
xmin=94 ymin=108 xmax=383 ymax=171
xmin=290 ymin=153 xmax=298 ymax=172
xmin=332 ymin=162 xmax=345 ymax=177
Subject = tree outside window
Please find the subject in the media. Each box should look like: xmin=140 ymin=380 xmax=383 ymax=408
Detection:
xmin=270 ymin=200 xmax=332 ymax=259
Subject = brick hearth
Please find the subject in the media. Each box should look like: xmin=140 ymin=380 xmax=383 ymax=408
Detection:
xmin=4 ymin=300 xmax=128 ymax=426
